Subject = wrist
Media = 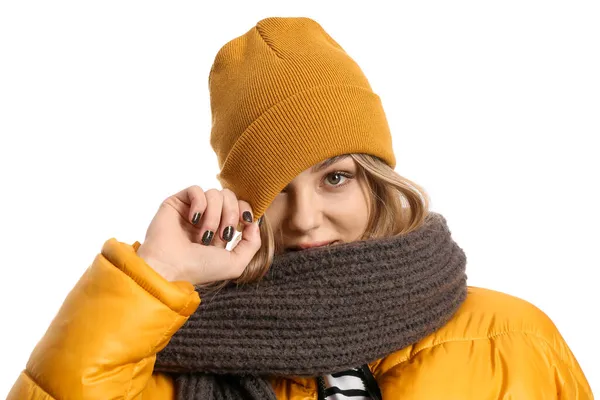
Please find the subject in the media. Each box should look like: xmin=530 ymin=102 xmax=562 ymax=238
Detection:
xmin=136 ymin=245 xmax=179 ymax=282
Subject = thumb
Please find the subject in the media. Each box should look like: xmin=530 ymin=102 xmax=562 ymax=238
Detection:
xmin=229 ymin=221 xmax=262 ymax=269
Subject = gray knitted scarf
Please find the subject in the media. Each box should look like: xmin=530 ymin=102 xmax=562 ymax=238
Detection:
xmin=154 ymin=212 xmax=468 ymax=399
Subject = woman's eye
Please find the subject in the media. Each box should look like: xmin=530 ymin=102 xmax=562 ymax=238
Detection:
xmin=325 ymin=172 xmax=351 ymax=187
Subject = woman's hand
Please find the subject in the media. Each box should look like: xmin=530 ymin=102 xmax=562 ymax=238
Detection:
xmin=136 ymin=185 xmax=261 ymax=285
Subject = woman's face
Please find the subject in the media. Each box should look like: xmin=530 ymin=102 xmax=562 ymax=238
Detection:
xmin=264 ymin=155 xmax=371 ymax=253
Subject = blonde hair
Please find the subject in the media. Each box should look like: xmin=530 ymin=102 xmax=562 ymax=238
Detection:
xmin=199 ymin=153 xmax=430 ymax=295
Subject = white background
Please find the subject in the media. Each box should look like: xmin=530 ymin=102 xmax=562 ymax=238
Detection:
xmin=1 ymin=0 xmax=598 ymax=397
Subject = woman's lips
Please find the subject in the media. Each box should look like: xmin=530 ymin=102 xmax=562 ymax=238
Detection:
xmin=287 ymin=240 xmax=339 ymax=251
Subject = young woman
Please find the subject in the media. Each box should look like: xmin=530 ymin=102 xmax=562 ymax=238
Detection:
xmin=9 ymin=17 xmax=592 ymax=400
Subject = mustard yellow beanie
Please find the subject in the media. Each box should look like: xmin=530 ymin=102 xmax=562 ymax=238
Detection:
xmin=209 ymin=17 xmax=396 ymax=221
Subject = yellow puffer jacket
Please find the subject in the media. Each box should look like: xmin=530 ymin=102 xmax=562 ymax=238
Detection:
xmin=8 ymin=239 xmax=593 ymax=399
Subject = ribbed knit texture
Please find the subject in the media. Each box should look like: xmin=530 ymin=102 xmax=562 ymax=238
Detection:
xmin=209 ymin=17 xmax=396 ymax=221
xmin=154 ymin=212 xmax=468 ymax=399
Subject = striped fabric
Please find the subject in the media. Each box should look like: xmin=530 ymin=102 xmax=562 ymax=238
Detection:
xmin=322 ymin=368 xmax=373 ymax=399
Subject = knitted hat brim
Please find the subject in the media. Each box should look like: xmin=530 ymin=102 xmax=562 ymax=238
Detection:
xmin=216 ymin=84 xmax=396 ymax=221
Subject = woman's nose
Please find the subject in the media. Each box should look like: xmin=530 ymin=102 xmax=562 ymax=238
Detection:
xmin=286 ymin=190 xmax=322 ymax=233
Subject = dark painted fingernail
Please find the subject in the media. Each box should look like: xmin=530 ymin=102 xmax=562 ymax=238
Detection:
xmin=222 ymin=226 xmax=234 ymax=242
xmin=242 ymin=211 xmax=253 ymax=223
xmin=201 ymin=230 xmax=214 ymax=245
xmin=258 ymin=216 xmax=264 ymax=227
xmin=192 ymin=212 xmax=201 ymax=225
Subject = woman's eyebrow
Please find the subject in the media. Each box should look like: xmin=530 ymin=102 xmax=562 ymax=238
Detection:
xmin=311 ymin=155 xmax=349 ymax=173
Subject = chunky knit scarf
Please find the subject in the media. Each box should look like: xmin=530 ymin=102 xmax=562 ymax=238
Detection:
xmin=154 ymin=212 xmax=468 ymax=399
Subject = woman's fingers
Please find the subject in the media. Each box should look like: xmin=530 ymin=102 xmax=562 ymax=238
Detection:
xmin=160 ymin=185 xmax=257 ymax=255
xmin=212 ymin=189 xmax=239 ymax=249
xmin=185 ymin=194 xmax=261 ymax=282
xmin=164 ymin=185 xmax=207 ymax=224
xmin=186 ymin=185 xmax=208 ymax=226
xmin=140 ymin=184 xmax=262 ymax=285
xmin=229 ymin=200 xmax=255 ymax=251
xmin=238 ymin=199 xmax=254 ymax=225
xmin=228 ymin=218 xmax=262 ymax=277
xmin=196 ymin=189 xmax=223 ymax=246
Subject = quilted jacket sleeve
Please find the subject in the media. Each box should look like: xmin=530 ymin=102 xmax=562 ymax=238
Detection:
xmin=7 ymin=239 xmax=200 ymax=400
xmin=375 ymin=287 xmax=594 ymax=399
xmin=379 ymin=331 xmax=593 ymax=399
